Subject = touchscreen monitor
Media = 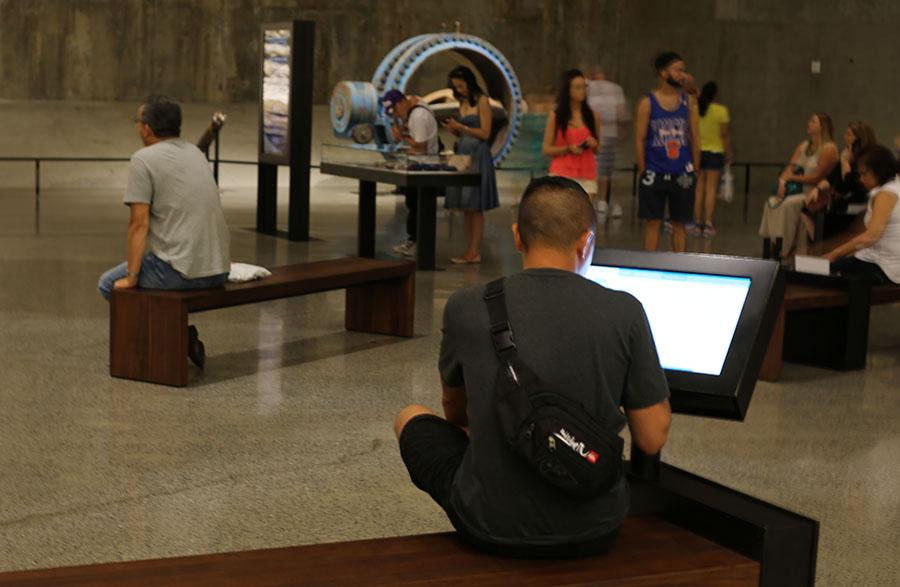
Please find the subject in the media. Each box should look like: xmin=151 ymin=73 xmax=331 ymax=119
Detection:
xmin=587 ymin=250 xmax=783 ymax=420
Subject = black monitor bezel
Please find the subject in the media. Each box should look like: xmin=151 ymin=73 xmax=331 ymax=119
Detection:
xmin=589 ymin=249 xmax=784 ymax=421
xmin=258 ymin=22 xmax=293 ymax=165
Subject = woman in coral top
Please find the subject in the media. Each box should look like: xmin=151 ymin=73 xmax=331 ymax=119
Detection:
xmin=542 ymin=69 xmax=602 ymax=205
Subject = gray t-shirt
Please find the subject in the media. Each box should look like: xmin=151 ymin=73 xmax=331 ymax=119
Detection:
xmin=439 ymin=268 xmax=669 ymax=546
xmin=124 ymin=138 xmax=230 ymax=279
xmin=587 ymin=79 xmax=626 ymax=139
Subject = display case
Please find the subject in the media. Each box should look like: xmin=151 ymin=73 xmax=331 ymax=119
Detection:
xmin=320 ymin=143 xmax=471 ymax=172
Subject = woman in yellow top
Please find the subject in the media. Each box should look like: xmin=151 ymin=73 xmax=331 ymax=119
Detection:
xmin=692 ymin=82 xmax=734 ymax=237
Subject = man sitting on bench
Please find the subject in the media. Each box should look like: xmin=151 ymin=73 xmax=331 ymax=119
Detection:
xmin=394 ymin=176 xmax=672 ymax=558
xmin=98 ymin=95 xmax=231 ymax=368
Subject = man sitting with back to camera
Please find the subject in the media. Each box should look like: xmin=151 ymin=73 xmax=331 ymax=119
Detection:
xmin=98 ymin=95 xmax=231 ymax=368
xmin=394 ymin=176 xmax=672 ymax=557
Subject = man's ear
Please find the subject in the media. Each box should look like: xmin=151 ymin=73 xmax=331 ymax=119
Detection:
xmin=577 ymin=230 xmax=595 ymax=260
xmin=512 ymin=223 xmax=525 ymax=252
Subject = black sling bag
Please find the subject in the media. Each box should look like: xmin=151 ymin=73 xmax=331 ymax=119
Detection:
xmin=483 ymin=278 xmax=624 ymax=500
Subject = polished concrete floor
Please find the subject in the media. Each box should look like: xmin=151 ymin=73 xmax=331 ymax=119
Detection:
xmin=0 ymin=101 xmax=898 ymax=586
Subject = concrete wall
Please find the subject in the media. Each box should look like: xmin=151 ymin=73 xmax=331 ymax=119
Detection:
xmin=610 ymin=0 xmax=900 ymax=161
xmin=0 ymin=0 xmax=615 ymax=102
xmin=1 ymin=0 xmax=899 ymax=161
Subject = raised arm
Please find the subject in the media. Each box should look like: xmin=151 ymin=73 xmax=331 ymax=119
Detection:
xmin=196 ymin=112 xmax=226 ymax=153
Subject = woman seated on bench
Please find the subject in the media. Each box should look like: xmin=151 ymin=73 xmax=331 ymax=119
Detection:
xmin=823 ymin=145 xmax=900 ymax=285
xmin=758 ymin=112 xmax=839 ymax=259
xmin=799 ymin=121 xmax=876 ymax=242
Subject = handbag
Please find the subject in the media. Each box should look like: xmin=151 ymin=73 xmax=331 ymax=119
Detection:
xmin=768 ymin=165 xmax=805 ymax=207
xmin=483 ymin=278 xmax=624 ymax=500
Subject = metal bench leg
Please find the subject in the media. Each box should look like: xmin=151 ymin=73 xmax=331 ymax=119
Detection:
xmin=345 ymin=273 xmax=415 ymax=337
xmin=759 ymin=304 xmax=785 ymax=382
xmin=110 ymin=293 xmax=189 ymax=386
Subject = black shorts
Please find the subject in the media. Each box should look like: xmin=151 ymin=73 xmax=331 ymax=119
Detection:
xmin=399 ymin=415 xmax=621 ymax=559
xmin=700 ymin=151 xmax=725 ymax=170
xmin=638 ymin=170 xmax=695 ymax=222
xmin=399 ymin=414 xmax=469 ymax=511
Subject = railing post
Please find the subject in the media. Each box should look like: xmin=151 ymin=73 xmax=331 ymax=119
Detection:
xmin=743 ymin=163 xmax=751 ymax=223
xmin=34 ymin=159 xmax=40 ymax=235
xmin=213 ymin=127 xmax=221 ymax=185
xmin=632 ymin=164 xmax=638 ymax=224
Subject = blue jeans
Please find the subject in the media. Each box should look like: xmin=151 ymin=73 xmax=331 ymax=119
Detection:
xmin=98 ymin=253 xmax=228 ymax=301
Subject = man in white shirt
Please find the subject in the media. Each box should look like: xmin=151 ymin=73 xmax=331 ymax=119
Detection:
xmin=587 ymin=67 xmax=629 ymax=218
xmin=382 ymin=90 xmax=440 ymax=258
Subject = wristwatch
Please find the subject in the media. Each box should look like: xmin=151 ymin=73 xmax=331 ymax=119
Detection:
xmin=126 ymin=271 xmax=139 ymax=279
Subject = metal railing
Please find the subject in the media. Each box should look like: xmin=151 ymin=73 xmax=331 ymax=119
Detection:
xmin=1 ymin=135 xmax=784 ymax=234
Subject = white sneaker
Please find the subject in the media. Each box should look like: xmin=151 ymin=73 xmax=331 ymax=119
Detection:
xmin=392 ymin=240 xmax=415 ymax=257
xmin=596 ymin=200 xmax=609 ymax=215
xmin=610 ymin=202 xmax=623 ymax=218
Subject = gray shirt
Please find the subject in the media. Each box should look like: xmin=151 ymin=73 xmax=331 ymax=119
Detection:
xmin=440 ymin=268 xmax=669 ymax=546
xmin=587 ymin=79 xmax=626 ymax=139
xmin=124 ymin=138 xmax=230 ymax=279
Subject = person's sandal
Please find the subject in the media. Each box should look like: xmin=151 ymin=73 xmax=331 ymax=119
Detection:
xmin=450 ymin=255 xmax=481 ymax=265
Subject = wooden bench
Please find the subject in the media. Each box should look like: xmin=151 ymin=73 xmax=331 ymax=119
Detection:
xmin=0 ymin=515 xmax=759 ymax=586
xmin=760 ymin=279 xmax=900 ymax=381
xmin=110 ymin=257 xmax=416 ymax=387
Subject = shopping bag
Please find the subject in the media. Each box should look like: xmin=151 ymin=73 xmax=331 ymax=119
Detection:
xmin=718 ymin=165 xmax=734 ymax=203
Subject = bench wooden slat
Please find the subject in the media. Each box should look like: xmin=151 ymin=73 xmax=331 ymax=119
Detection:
xmin=783 ymin=285 xmax=849 ymax=311
xmin=117 ymin=258 xmax=416 ymax=313
xmin=0 ymin=516 xmax=759 ymax=586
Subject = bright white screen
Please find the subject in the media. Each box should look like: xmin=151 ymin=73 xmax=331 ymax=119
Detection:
xmin=586 ymin=266 xmax=751 ymax=376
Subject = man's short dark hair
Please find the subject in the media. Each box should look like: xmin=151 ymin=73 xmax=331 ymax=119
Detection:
xmin=517 ymin=176 xmax=597 ymax=251
xmin=856 ymin=144 xmax=899 ymax=187
xmin=654 ymin=51 xmax=683 ymax=72
xmin=140 ymin=95 xmax=182 ymax=137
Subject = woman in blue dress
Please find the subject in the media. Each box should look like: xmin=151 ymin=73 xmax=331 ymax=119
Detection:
xmin=443 ymin=66 xmax=500 ymax=264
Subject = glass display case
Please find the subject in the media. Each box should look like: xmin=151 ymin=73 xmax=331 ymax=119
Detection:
xmin=320 ymin=143 xmax=472 ymax=172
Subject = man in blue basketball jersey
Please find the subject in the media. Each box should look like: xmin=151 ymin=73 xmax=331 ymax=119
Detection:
xmin=634 ymin=52 xmax=701 ymax=253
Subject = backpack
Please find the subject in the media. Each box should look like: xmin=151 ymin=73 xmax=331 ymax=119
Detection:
xmin=483 ymin=278 xmax=624 ymax=500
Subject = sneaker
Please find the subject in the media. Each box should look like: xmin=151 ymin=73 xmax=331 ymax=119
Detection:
xmin=686 ymin=222 xmax=702 ymax=236
xmin=392 ymin=240 xmax=415 ymax=256
xmin=188 ymin=325 xmax=206 ymax=369
xmin=703 ymin=223 xmax=717 ymax=237
xmin=400 ymin=243 xmax=417 ymax=258
xmin=610 ymin=202 xmax=623 ymax=218
xmin=596 ymin=200 xmax=609 ymax=215
xmin=663 ymin=220 xmax=673 ymax=233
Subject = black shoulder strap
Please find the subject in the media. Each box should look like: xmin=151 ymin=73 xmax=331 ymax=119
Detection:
xmin=484 ymin=278 xmax=518 ymax=363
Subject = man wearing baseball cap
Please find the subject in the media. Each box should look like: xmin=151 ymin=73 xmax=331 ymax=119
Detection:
xmin=382 ymin=89 xmax=440 ymax=258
